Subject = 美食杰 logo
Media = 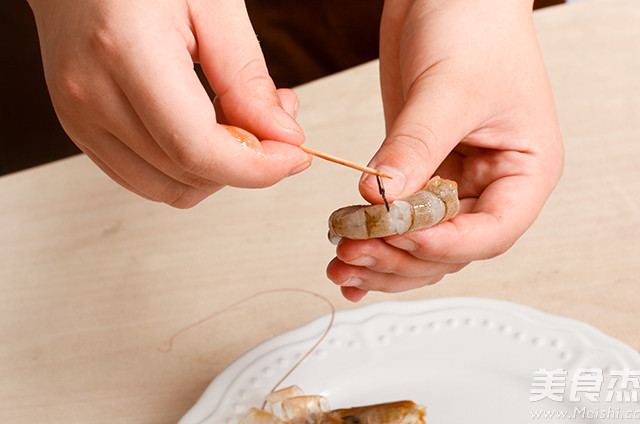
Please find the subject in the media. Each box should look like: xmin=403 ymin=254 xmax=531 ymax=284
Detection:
xmin=529 ymin=368 xmax=640 ymax=420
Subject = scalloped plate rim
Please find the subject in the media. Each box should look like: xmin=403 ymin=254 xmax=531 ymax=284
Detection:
xmin=179 ymin=296 xmax=640 ymax=424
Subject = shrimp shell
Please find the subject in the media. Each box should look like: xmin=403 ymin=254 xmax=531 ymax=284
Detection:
xmin=317 ymin=400 xmax=426 ymax=423
xmin=328 ymin=176 xmax=459 ymax=242
xmin=239 ymin=386 xmax=426 ymax=424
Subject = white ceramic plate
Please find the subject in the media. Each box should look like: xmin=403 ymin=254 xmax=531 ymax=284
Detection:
xmin=179 ymin=297 xmax=640 ymax=424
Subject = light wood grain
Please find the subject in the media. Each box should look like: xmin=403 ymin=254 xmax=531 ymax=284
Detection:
xmin=1 ymin=1 xmax=639 ymax=422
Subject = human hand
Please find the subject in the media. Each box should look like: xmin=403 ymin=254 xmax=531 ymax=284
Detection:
xmin=327 ymin=0 xmax=564 ymax=301
xmin=26 ymin=0 xmax=310 ymax=208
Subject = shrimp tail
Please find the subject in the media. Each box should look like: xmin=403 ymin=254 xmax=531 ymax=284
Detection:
xmin=240 ymin=386 xmax=427 ymax=424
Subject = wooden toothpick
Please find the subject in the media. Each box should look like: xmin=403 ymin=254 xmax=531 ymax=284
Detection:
xmin=299 ymin=146 xmax=392 ymax=179
xmin=218 ymin=124 xmax=388 ymax=178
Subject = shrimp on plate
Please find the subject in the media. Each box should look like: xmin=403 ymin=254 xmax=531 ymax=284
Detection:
xmin=239 ymin=385 xmax=426 ymax=424
xmin=328 ymin=176 xmax=460 ymax=244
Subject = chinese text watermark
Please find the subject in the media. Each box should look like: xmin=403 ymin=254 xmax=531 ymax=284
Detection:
xmin=530 ymin=368 xmax=640 ymax=420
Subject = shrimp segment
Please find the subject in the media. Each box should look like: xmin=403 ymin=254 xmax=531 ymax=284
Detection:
xmin=240 ymin=386 xmax=426 ymax=424
xmin=328 ymin=176 xmax=460 ymax=243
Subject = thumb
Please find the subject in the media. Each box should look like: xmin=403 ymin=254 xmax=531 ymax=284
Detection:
xmin=359 ymin=76 xmax=479 ymax=203
xmin=190 ymin=0 xmax=304 ymax=144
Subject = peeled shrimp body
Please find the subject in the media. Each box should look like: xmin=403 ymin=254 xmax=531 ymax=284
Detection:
xmin=328 ymin=176 xmax=460 ymax=243
xmin=239 ymin=385 xmax=426 ymax=424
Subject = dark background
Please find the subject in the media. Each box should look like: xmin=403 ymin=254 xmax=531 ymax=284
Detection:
xmin=0 ymin=0 xmax=563 ymax=175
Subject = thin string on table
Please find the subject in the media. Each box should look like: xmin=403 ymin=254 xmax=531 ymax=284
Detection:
xmin=157 ymin=288 xmax=336 ymax=407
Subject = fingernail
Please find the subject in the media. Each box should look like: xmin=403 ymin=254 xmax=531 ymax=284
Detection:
xmin=288 ymin=158 xmax=312 ymax=176
xmin=342 ymin=287 xmax=368 ymax=302
xmin=292 ymin=97 xmax=300 ymax=118
xmin=341 ymin=276 xmax=363 ymax=287
xmin=348 ymin=256 xmax=376 ymax=267
xmin=329 ymin=234 xmax=342 ymax=245
xmin=272 ymin=106 xmax=303 ymax=133
xmin=386 ymin=237 xmax=418 ymax=252
xmin=361 ymin=165 xmax=407 ymax=198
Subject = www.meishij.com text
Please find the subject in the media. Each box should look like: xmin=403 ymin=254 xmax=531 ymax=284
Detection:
xmin=531 ymin=406 xmax=640 ymax=420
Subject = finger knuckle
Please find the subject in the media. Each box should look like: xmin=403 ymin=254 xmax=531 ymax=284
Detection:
xmin=216 ymin=58 xmax=273 ymax=101
xmin=180 ymin=173 xmax=217 ymax=191
xmin=488 ymin=238 xmax=515 ymax=258
xmin=425 ymin=275 xmax=445 ymax=286
xmin=453 ymin=262 xmax=470 ymax=273
xmin=51 ymin=65 xmax=92 ymax=109
xmin=378 ymin=259 xmax=402 ymax=274
xmin=155 ymin=181 xmax=199 ymax=209
xmin=170 ymin=141 xmax=210 ymax=176
xmin=391 ymin=124 xmax=438 ymax=163
xmin=238 ymin=58 xmax=271 ymax=86
xmin=88 ymin=12 xmax=125 ymax=59
xmin=91 ymin=27 xmax=118 ymax=57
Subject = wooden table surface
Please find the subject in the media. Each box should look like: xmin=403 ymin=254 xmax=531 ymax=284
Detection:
xmin=1 ymin=0 xmax=639 ymax=422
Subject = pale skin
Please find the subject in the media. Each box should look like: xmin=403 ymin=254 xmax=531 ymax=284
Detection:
xmin=328 ymin=0 xmax=564 ymax=301
xmin=26 ymin=0 xmax=311 ymax=208
xmin=26 ymin=0 xmax=563 ymax=301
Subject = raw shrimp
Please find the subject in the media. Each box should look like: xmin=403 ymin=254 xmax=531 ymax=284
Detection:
xmin=328 ymin=176 xmax=460 ymax=243
xmin=239 ymin=385 xmax=426 ymax=424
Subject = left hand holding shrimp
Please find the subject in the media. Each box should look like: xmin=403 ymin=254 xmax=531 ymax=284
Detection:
xmin=326 ymin=0 xmax=564 ymax=301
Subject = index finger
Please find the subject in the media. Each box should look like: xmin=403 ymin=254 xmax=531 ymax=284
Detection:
xmin=109 ymin=14 xmax=309 ymax=188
